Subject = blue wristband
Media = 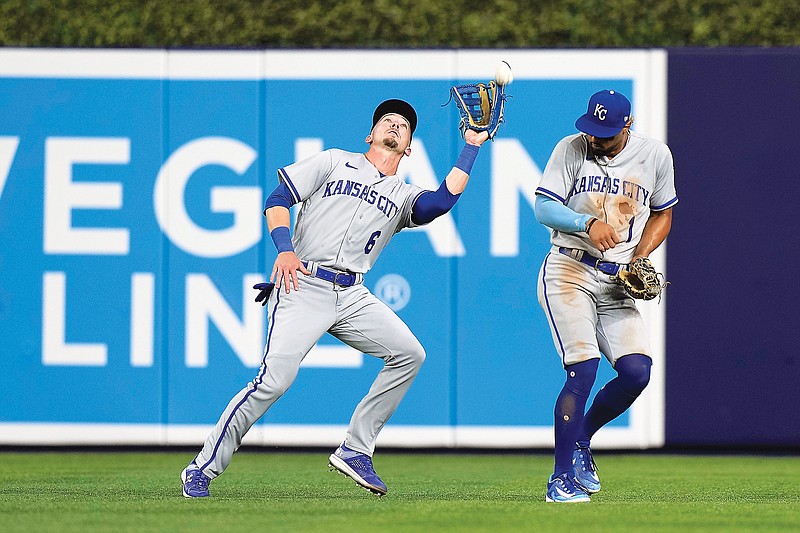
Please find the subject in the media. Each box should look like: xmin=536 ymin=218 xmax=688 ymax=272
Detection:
xmin=454 ymin=144 xmax=480 ymax=174
xmin=270 ymin=226 xmax=294 ymax=253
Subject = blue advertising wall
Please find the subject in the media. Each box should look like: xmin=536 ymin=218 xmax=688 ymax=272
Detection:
xmin=0 ymin=49 xmax=668 ymax=448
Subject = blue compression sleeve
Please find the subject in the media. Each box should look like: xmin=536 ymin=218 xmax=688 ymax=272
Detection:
xmin=410 ymin=144 xmax=478 ymax=225
xmin=554 ymin=358 xmax=599 ymax=476
xmin=264 ymin=181 xmax=295 ymax=211
xmin=577 ymin=354 xmax=651 ymax=448
xmin=411 ymin=180 xmax=460 ymax=225
xmin=534 ymin=194 xmax=593 ymax=233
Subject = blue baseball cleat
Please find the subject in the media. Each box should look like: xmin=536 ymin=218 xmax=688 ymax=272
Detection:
xmin=546 ymin=473 xmax=591 ymax=503
xmin=572 ymin=446 xmax=601 ymax=493
xmin=181 ymin=464 xmax=211 ymax=498
xmin=328 ymin=443 xmax=388 ymax=495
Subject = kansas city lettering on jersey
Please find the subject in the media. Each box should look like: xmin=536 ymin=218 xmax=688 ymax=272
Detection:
xmin=571 ymin=175 xmax=650 ymax=206
xmin=322 ymin=178 xmax=399 ymax=218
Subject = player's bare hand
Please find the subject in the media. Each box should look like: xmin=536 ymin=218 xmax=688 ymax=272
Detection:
xmin=465 ymin=129 xmax=490 ymax=147
xmin=270 ymin=252 xmax=311 ymax=293
xmin=588 ymin=220 xmax=621 ymax=253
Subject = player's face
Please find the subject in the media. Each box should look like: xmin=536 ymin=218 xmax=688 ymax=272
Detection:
xmin=587 ymin=126 xmax=629 ymax=158
xmin=371 ymin=114 xmax=412 ymax=153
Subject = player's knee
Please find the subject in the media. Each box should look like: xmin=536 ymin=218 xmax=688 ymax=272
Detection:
xmin=387 ymin=337 xmax=425 ymax=371
xmin=616 ymin=354 xmax=652 ymax=396
xmin=564 ymin=358 xmax=599 ymax=397
xmin=407 ymin=342 xmax=426 ymax=368
xmin=396 ymin=338 xmax=426 ymax=369
xmin=257 ymin=354 xmax=302 ymax=395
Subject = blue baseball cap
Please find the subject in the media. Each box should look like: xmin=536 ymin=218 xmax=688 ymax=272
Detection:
xmin=575 ymin=90 xmax=631 ymax=138
xmin=373 ymin=99 xmax=417 ymax=136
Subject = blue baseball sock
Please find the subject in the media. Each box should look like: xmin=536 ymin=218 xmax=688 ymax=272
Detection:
xmin=553 ymin=358 xmax=599 ymax=476
xmin=577 ymin=354 xmax=652 ymax=448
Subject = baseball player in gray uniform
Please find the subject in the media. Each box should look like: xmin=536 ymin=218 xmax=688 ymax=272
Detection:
xmin=534 ymin=90 xmax=677 ymax=503
xmin=181 ymin=99 xmax=491 ymax=497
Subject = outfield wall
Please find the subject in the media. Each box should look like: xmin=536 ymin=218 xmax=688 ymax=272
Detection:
xmin=0 ymin=49 xmax=670 ymax=449
xmin=665 ymin=48 xmax=800 ymax=448
xmin=4 ymin=48 xmax=796 ymax=450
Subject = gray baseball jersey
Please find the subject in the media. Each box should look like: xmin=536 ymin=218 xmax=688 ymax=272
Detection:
xmin=536 ymin=131 xmax=677 ymax=264
xmin=280 ymin=148 xmax=425 ymax=273
xmin=536 ymin=131 xmax=677 ymax=366
xmin=191 ymin=148 xmax=429 ymax=479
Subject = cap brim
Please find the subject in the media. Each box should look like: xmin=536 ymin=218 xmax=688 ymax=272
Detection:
xmin=575 ymin=115 xmax=624 ymax=138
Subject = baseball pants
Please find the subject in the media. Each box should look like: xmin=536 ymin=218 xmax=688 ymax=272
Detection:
xmin=193 ymin=274 xmax=425 ymax=478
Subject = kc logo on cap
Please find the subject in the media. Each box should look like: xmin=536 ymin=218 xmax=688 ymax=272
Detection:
xmin=593 ymin=103 xmax=609 ymax=121
xmin=575 ymin=90 xmax=631 ymax=138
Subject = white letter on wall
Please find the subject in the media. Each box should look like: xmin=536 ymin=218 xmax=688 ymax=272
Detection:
xmin=185 ymin=274 xmax=265 ymax=368
xmin=154 ymin=137 xmax=261 ymax=258
xmin=130 ymin=272 xmax=155 ymax=367
xmin=43 ymin=137 xmax=130 ymax=255
xmin=0 ymin=136 xmax=20 ymax=201
xmin=42 ymin=272 xmax=107 ymax=366
xmin=490 ymin=139 xmax=542 ymax=257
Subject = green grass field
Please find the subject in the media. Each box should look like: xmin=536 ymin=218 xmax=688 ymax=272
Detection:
xmin=1 ymin=451 xmax=798 ymax=532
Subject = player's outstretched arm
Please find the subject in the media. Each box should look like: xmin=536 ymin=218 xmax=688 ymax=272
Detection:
xmin=265 ymin=205 xmax=310 ymax=293
xmin=411 ymin=129 xmax=490 ymax=225
xmin=444 ymin=129 xmax=490 ymax=194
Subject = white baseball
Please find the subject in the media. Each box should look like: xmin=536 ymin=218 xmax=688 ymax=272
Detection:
xmin=494 ymin=61 xmax=513 ymax=86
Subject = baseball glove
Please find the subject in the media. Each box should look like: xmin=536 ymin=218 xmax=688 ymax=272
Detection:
xmin=447 ymin=81 xmax=507 ymax=139
xmin=617 ymin=257 xmax=669 ymax=301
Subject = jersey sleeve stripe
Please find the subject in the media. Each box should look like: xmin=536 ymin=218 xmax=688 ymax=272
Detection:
xmin=406 ymin=189 xmax=428 ymax=228
xmin=278 ymin=168 xmax=301 ymax=203
xmin=651 ymin=196 xmax=678 ymax=211
xmin=411 ymin=188 xmax=427 ymax=206
xmin=535 ymin=187 xmax=566 ymax=203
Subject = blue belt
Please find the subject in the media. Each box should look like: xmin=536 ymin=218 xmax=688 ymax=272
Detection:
xmin=558 ymin=247 xmax=624 ymax=276
xmin=302 ymin=262 xmax=362 ymax=287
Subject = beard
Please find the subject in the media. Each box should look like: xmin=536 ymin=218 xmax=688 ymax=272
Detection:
xmin=381 ymin=137 xmax=399 ymax=150
xmin=590 ymin=143 xmax=609 ymax=157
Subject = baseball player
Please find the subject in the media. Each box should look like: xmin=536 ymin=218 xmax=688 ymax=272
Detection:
xmin=181 ymin=99 xmax=491 ymax=497
xmin=534 ymin=90 xmax=677 ymax=503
